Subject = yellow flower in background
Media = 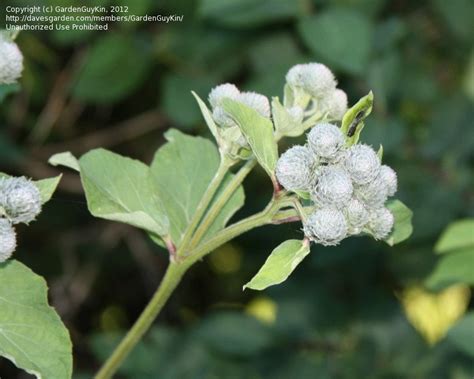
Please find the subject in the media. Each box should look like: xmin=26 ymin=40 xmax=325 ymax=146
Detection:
xmin=245 ymin=296 xmax=278 ymax=325
xmin=400 ymin=284 xmax=471 ymax=345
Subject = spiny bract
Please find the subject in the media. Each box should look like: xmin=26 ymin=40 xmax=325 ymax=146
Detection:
xmin=0 ymin=218 xmax=16 ymax=262
xmin=0 ymin=176 xmax=42 ymax=224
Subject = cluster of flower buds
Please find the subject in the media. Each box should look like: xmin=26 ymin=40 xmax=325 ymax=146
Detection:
xmin=276 ymin=123 xmax=397 ymax=246
xmin=0 ymin=177 xmax=42 ymax=262
xmin=285 ymin=63 xmax=348 ymax=121
xmin=0 ymin=33 xmax=23 ymax=84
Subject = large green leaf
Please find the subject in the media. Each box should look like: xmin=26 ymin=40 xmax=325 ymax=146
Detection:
xmin=435 ymin=219 xmax=474 ymax=254
xmin=447 ymin=312 xmax=474 ymax=357
xmin=425 ymin=249 xmax=474 ymax=289
xmin=0 ymin=260 xmax=72 ymax=379
xmin=222 ymin=99 xmax=278 ymax=178
xmin=78 ymin=149 xmax=169 ymax=236
xmin=244 ymin=239 xmax=311 ymax=291
xmin=385 ymin=200 xmax=413 ymax=246
xmin=298 ymin=9 xmax=373 ymax=74
xmin=150 ymin=129 xmax=244 ymax=245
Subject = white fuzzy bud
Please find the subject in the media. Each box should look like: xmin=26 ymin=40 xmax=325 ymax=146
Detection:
xmin=276 ymin=145 xmax=314 ymax=192
xmin=287 ymin=106 xmax=304 ymax=123
xmin=344 ymin=144 xmax=381 ymax=185
xmin=208 ymin=83 xmax=240 ymax=108
xmin=320 ymin=89 xmax=348 ymax=120
xmin=311 ymin=166 xmax=353 ymax=208
xmin=354 ymin=174 xmax=389 ymax=208
xmin=307 ymin=123 xmax=345 ymax=161
xmin=379 ymin=165 xmax=398 ymax=196
xmin=0 ymin=177 xmax=42 ymax=224
xmin=344 ymin=198 xmax=369 ymax=234
xmin=286 ymin=63 xmax=337 ymax=98
xmin=238 ymin=91 xmax=271 ymax=118
xmin=212 ymin=106 xmax=237 ymax=128
xmin=0 ymin=218 xmax=16 ymax=262
xmin=367 ymin=207 xmax=394 ymax=240
xmin=0 ymin=38 xmax=23 ymax=84
xmin=304 ymin=208 xmax=348 ymax=246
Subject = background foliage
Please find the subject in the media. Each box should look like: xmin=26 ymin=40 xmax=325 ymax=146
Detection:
xmin=1 ymin=0 xmax=473 ymax=377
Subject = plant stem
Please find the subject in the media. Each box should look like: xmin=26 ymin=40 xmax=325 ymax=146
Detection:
xmin=94 ymin=262 xmax=189 ymax=379
xmin=189 ymin=158 xmax=257 ymax=248
xmin=177 ymin=156 xmax=232 ymax=257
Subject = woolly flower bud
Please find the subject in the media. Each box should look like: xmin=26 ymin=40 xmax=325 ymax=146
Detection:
xmin=0 ymin=219 xmax=16 ymax=262
xmin=344 ymin=144 xmax=381 ymax=185
xmin=307 ymin=123 xmax=345 ymax=161
xmin=276 ymin=145 xmax=314 ymax=192
xmin=344 ymin=198 xmax=369 ymax=234
xmin=367 ymin=207 xmax=394 ymax=240
xmin=0 ymin=38 xmax=23 ymax=84
xmin=379 ymin=165 xmax=398 ymax=196
xmin=354 ymin=174 xmax=388 ymax=208
xmin=311 ymin=166 xmax=353 ymax=208
xmin=238 ymin=91 xmax=271 ymax=118
xmin=304 ymin=208 xmax=347 ymax=246
xmin=212 ymin=106 xmax=237 ymax=128
xmin=287 ymin=106 xmax=304 ymax=124
xmin=320 ymin=89 xmax=348 ymax=120
xmin=0 ymin=177 xmax=42 ymax=224
xmin=286 ymin=63 xmax=337 ymax=98
xmin=208 ymin=83 xmax=240 ymax=108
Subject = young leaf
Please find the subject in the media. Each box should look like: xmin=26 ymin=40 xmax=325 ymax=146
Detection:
xmin=0 ymin=260 xmax=72 ymax=379
xmin=78 ymin=148 xmax=169 ymax=236
xmin=221 ymin=99 xmax=278 ymax=178
xmin=191 ymin=91 xmax=220 ymax=143
xmin=244 ymin=239 xmax=310 ymax=291
xmin=150 ymin=129 xmax=244 ymax=245
xmin=272 ymin=97 xmax=304 ymax=137
xmin=35 ymin=175 xmax=62 ymax=204
xmin=385 ymin=199 xmax=413 ymax=246
xmin=435 ymin=219 xmax=474 ymax=254
xmin=340 ymin=91 xmax=374 ymax=146
xmin=49 ymin=151 xmax=80 ymax=172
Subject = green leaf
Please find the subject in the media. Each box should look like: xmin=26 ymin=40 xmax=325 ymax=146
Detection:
xmin=191 ymin=91 xmax=220 ymax=144
xmin=78 ymin=149 xmax=169 ymax=236
xmin=272 ymin=97 xmax=305 ymax=137
xmin=425 ymin=249 xmax=474 ymax=289
xmin=0 ymin=83 xmax=20 ymax=102
xmin=244 ymin=239 xmax=310 ymax=291
xmin=35 ymin=175 xmax=62 ymax=204
xmin=0 ymin=260 xmax=72 ymax=379
xmin=222 ymin=99 xmax=278 ymax=178
xmin=150 ymin=129 xmax=244 ymax=245
xmin=48 ymin=151 xmax=80 ymax=172
xmin=298 ymin=9 xmax=373 ymax=74
xmin=72 ymin=33 xmax=151 ymax=103
xmin=435 ymin=219 xmax=474 ymax=254
xmin=385 ymin=200 xmax=413 ymax=246
xmin=447 ymin=312 xmax=474 ymax=357
xmin=340 ymin=91 xmax=374 ymax=146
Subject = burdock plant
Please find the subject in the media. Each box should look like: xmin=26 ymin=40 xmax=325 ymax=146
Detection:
xmin=0 ymin=44 xmax=413 ymax=379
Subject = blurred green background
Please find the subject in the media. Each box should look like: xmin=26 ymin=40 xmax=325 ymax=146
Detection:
xmin=1 ymin=0 xmax=473 ymax=378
